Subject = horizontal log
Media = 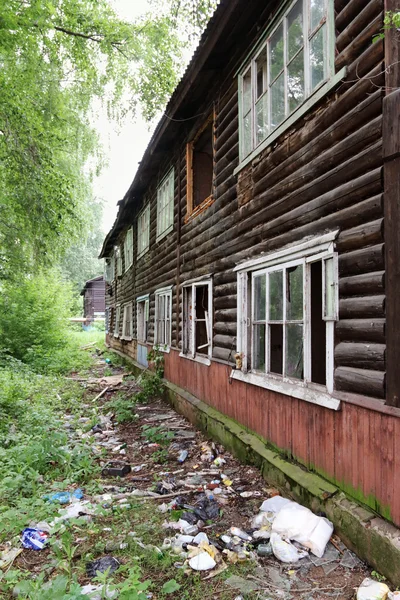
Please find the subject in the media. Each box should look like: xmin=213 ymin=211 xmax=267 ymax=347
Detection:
xmin=215 ymin=158 xmax=238 ymax=189
xmin=336 ymin=0 xmax=382 ymax=53
xmin=337 ymin=218 xmax=383 ymax=252
xmin=214 ymin=320 xmax=237 ymax=336
xmin=339 ymin=271 xmax=385 ymax=296
xmin=339 ymin=295 xmax=385 ymax=319
xmin=335 ymin=341 xmax=385 ymax=370
xmin=213 ymin=334 xmax=236 ymax=349
xmin=212 ymin=346 xmax=234 ymax=363
xmin=339 ymin=244 xmax=384 ymax=276
xmin=214 ymin=294 xmax=237 ymax=309
xmin=216 ymin=85 xmax=237 ymax=129
xmin=335 ymin=366 xmax=385 ymax=399
xmin=344 ymin=39 xmax=384 ymax=86
xmin=217 ymin=141 xmax=239 ymax=174
xmin=336 ymin=0 xmax=378 ymax=32
xmin=214 ymin=308 xmax=237 ymax=322
xmin=336 ymin=319 xmax=385 ymax=343
xmin=215 ymin=113 xmax=238 ymax=152
xmin=336 ymin=13 xmax=383 ymax=71
xmin=213 ymin=282 xmax=237 ymax=297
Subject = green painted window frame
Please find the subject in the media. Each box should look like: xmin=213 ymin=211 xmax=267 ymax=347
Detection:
xmin=156 ymin=168 xmax=174 ymax=242
xmin=237 ymin=0 xmax=341 ymax=171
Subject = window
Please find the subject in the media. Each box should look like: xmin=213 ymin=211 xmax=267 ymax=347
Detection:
xmin=234 ymin=233 xmax=339 ymax=409
xmin=157 ymin=169 xmax=174 ymax=241
xmin=124 ymin=227 xmax=134 ymax=271
xmin=137 ymin=295 xmax=149 ymax=343
xmin=105 ymin=256 xmax=115 ymax=283
xmin=181 ymin=279 xmax=212 ymax=362
xmin=114 ymin=304 xmax=121 ymax=338
xmin=186 ymin=115 xmax=214 ymax=218
xmin=116 ymin=246 xmax=122 ymax=277
xmin=155 ymin=287 xmax=172 ymax=348
xmin=105 ymin=307 xmax=112 ymax=333
xmin=122 ymin=302 xmax=133 ymax=340
xmin=137 ymin=204 xmax=150 ymax=258
xmin=239 ymin=0 xmax=334 ymax=160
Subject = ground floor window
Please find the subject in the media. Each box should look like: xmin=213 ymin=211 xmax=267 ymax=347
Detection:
xmin=122 ymin=302 xmax=133 ymax=340
xmin=182 ymin=279 xmax=212 ymax=359
xmin=155 ymin=287 xmax=172 ymax=348
xmin=235 ymin=233 xmax=338 ymax=395
xmin=137 ymin=295 xmax=149 ymax=343
xmin=105 ymin=307 xmax=112 ymax=334
xmin=114 ymin=305 xmax=121 ymax=338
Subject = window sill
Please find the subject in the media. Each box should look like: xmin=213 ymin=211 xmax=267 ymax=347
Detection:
xmin=113 ymin=334 xmax=119 ymax=339
xmin=185 ymin=195 xmax=215 ymax=223
xmin=179 ymin=352 xmax=211 ymax=367
xmin=234 ymin=67 xmax=347 ymax=177
xmin=121 ymin=336 xmax=132 ymax=341
xmin=231 ymin=369 xmax=340 ymax=411
xmin=154 ymin=344 xmax=171 ymax=354
xmin=156 ymin=224 xmax=173 ymax=243
xmin=137 ymin=249 xmax=149 ymax=260
xmin=124 ymin=263 xmax=133 ymax=274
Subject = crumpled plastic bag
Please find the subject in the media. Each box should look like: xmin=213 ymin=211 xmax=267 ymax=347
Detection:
xmin=356 ymin=578 xmax=390 ymax=600
xmin=259 ymin=496 xmax=292 ymax=514
xmin=270 ymin=532 xmax=308 ymax=563
xmin=271 ymin=502 xmax=333 ymax=558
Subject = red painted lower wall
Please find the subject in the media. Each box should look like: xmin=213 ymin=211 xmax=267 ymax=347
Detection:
xmin=163 ymin=349 xmax=399 ymax=527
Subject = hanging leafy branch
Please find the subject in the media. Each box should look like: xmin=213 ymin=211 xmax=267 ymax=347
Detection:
xmin=373 ymin=10 xmax=400 ymax=42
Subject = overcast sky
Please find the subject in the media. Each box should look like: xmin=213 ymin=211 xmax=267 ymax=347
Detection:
xmin=93 ymin=0 xmax=153 ymax=233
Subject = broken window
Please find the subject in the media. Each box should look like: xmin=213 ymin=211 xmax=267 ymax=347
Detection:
xmin=182 ymin=280 xmax=212 ymax=359
xmin=186 ymin=116 xmax=214 ymax=217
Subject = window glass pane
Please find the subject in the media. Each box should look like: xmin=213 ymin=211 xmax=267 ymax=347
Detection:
xmin=287 ymin=1 xmax=303 ymax=61
xmin=271 ymin=72 xmax=285 ymax=129
xmin=270 ymin=24 xmax=284 ymax=81
xmin=256 ymin=51 xmax=267 ymax=99
xmin=310 ymin=24 xmax=325 ymax=90
xmin=268 ymin=270 xmax=283 ymax=320
xmin=254 ymin=275 xmax=266 ymax=320
xmin=254 ymin=324 xmax=266 ymax=371
xmin=310 ymin=0 xmax=325 ymax=32
xmin=269 ymin=323 xmax=283 ymax=374
xmin=243 ymin=69 xmax=252 ymax=115
xmin=286 ymin=265 xmax=303 ymax=320
xmin=288 ymin=50 xmax=304 ymax=112
xmin=242 ymin=113 xmax=252 ymax=157
xmin=324 ymin=257 xmax=336 ymax=319
xmin=256 ymin=94 xmax=268 ymax=145
xmin=286 ymin=323 xmax=303 ymax=379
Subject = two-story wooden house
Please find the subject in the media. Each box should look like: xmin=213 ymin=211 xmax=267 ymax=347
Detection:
xmin=100 ymin=0 xmax=400 ymax=533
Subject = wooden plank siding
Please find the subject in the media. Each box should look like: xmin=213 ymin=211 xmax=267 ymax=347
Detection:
xmin=101 ymin=0 xmax=400 ymax=524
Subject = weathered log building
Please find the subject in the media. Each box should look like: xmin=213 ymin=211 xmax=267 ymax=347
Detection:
xmin=100 ymin=0 xmax=400 ymax=527
xmin=81 ymin=275 xmax=106 ymax=321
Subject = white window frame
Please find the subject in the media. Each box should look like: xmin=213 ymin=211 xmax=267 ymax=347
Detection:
xmin=137 ymin=294 xmax=150 ymax=344
xmin=114 ymin=304 xmax=121 ymax=338
xmin=124 ymin=227 xmax=134 ymax=271
xmin=180 ymin=277 xmax=212 ymax=366
xmin=116 ymin=246 xmax=122 ymax=277
xmin=154 ymin=286 xmax=173 ymax=351
xmin=236 ymin=0 xmax=346 ymax=171
xmin=121 ymin=302 xmax=133 ymax=341
xmin=137 ymin=204 xmax=150 ymax=258
xmin=105 ymin=256 xmax=115 ymax=283
xmin=156 ymin=169 xmax=174 ymax=242
xmin=105 ymin=307 xmax=111 ymax=333
xmin=233 ymin=232 xmax=340 ymax=410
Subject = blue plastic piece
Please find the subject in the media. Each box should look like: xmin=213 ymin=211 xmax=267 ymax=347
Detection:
xmin=43 ymin=488 xmax=83 ymax=504
xmin=21 ymin=528 xmax=49 ymax=550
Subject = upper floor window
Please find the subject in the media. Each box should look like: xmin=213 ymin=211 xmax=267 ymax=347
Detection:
xmin=105 ymin=255 xmax=115 ymax=283
xmin=124 ymin=227 xmax=134 ymax=271
xmin=137 ymin=203 xmax=150 ymax=258
xmin=116 ymin=246 xmax=122 ymax=277
xmin=155 ymin=287 xmax=172 ymax=349
xmin=239 ymin=0 xmax=334 ymax=160
xmin=157 ymin=169 xmax=174 ymax=242
xmin=186 ymin=115 xmax=215 ymax=220
xmin=234 ymin=233 xmax=339 ymax=409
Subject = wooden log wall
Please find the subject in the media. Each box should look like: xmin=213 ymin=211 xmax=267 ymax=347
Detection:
xmin=105 ymin=0 xmax=386 ymax=404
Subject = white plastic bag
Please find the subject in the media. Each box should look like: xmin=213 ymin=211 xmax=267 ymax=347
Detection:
xmin=356 ymin=578 xmax=390 ymax=600
xmin=271 ymin=502 xmax=333 ymax=558
xmin=270 ymin=532 xmax=308 ymax=563
xmin=259 ymin=496 xmax=292 ymax=514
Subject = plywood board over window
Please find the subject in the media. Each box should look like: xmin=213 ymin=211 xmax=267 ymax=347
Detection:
xmin=186 ymin=113 xmax=215 ymax=221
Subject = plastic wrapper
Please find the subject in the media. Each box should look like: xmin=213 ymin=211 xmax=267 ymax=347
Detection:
xmin=356 ymin=578 xmax=390 ymax=600
xmin=270 ymin=532 xmax=308 ymax=563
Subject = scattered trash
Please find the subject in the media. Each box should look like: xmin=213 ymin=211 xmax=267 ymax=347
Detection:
xmin=81 ymin=584 xmax=117 ymax=600
xmin=101 ymin=462 xmax=131 ymax=477
xmin=270 ymin=532 xmax=308 ymax=563
xmin=43 ymin=488 xmax=83 ymax=504
xmin=240 ymin=491 xmax=261 ymax=498
xmin=257 ymin=543 xmax=273 ymax=557
xmin=213 ymin=457 xmax=226 ymax=467
xmin=260 ymin=495 xmax=292 ymax=514
xmin=21 ymin=528 xmax=49 ymax=550
xmin=271 ymin=502 xmax=333 ymax=558
xmin=356 ymin=578 xmax=390 ymax=600
xmin=229 ymin=527 xmax=252 ymax=542
xmin=0 ymin=547 xmax=23 ymax=569
xmin=188 ymin=551 xmax=216 ymax=571
xmin=177 ymin=450 xmax=188 ymax=463
xmin=86 ymin=556 xmax=120 ymax=578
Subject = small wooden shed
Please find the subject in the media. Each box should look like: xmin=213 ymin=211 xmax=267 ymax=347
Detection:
xmin=80 ymin=275 xmax=105 ymax=320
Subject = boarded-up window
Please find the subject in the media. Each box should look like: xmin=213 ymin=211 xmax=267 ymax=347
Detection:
xmin=155 ymin=288 xmax=172 ymax=348
xmin=137 ymin=204 xmax=150 ymax=258
xmin=186 ymin=115 xmax=214 ymax=218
